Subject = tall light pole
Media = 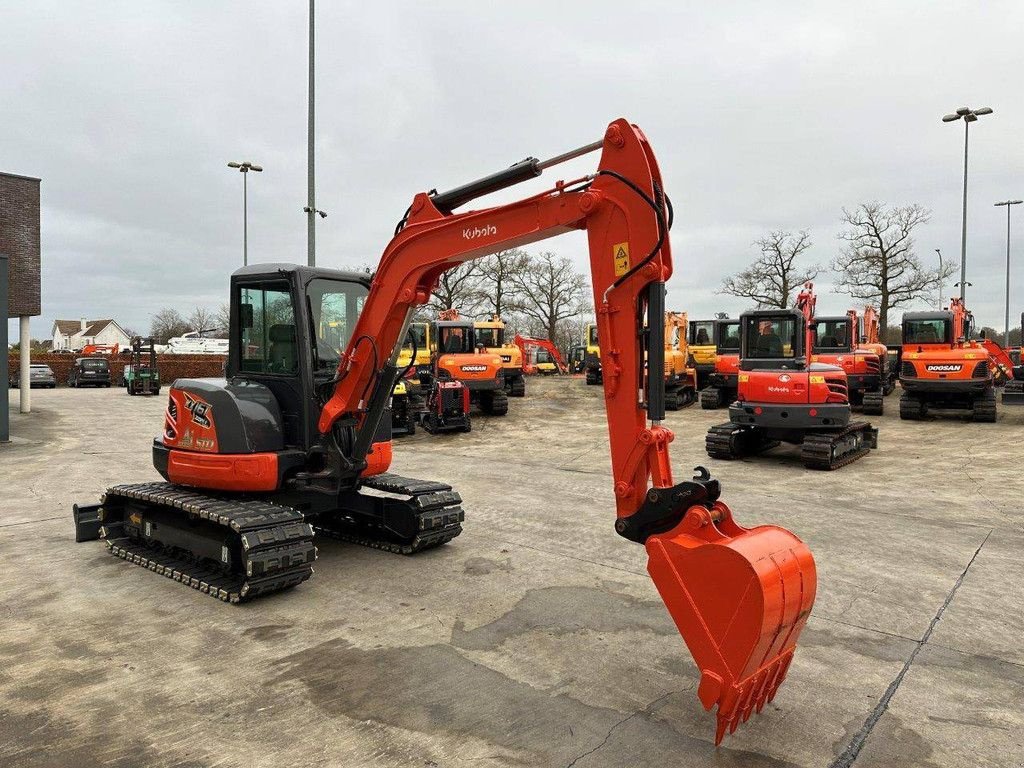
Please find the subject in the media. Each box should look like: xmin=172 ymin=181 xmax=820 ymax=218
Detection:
xmin=228 ymin=161 xmax=263 ymax=266
xmin=934 ymin=249 xmax=945 ymax=309
xmin=994 ymin=199 xmax=1022 ymax=347
xmin=942 ymin=106 xmax=993 ymax=303
xmin=306 ymin=0 xmax=316 ymax=267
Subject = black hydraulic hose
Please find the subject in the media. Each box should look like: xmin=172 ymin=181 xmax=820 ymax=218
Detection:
xmin=594 ymin=170 xmax=668 ymax=296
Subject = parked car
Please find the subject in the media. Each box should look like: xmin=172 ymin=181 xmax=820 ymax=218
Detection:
xmin=68 ymin=357 xmax=112 ymax=388
xmin=9 ymin=364 xmax=57 ymax=388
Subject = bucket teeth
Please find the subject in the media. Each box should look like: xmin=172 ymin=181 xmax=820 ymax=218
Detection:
xmin=710 ymin=651 xmax=794 ymax=745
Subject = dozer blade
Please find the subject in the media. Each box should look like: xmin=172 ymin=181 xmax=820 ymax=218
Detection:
xmin=644 ymin=500 xmax=816 ymax=745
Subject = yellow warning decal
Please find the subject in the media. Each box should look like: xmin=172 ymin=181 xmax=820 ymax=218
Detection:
xmin=738 ymin=374 xmax=749 ymax=383
xmin=613 ymin=242 xmax=630 ymax=276
xmin=809 ymin=375 xmax=826 ymax=384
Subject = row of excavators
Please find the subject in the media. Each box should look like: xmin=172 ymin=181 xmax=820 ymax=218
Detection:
xmin=70 ymin=118 xmax=1019 ymax=749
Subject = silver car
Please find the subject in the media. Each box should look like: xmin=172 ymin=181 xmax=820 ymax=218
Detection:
xmin=10 ymin=364 xmax=57 ymax=388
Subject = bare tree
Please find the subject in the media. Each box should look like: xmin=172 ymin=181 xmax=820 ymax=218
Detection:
xmin=150 ymin=309 xmax=190 ymax=344
xmin=509 ymin=252 xmax=589 ymax=342
xmin=214 ymin=303 xmax=231 ymax=336
xmin=720 ymin=231 xmax=820 ymax=309
xmin=833 ymin=202 xmax=949 ymax=330
xmin=186 ymin=306 xmax=217 ymax=335
xmin=427 ymin=262 xmax=484 ymax=314
xmin=476 ymin=249 xmax=529 ymax=319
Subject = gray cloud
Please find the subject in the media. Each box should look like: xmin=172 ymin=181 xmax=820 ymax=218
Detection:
xmin=4 ymin=1 xmax=1023 ymax=339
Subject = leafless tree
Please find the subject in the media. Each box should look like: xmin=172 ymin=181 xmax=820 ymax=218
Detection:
xmin=509 ymin=251 xmax=589 ymax=343
xmin=426 ymin=262 xmax=484 ymax=315
xmin=150 ymin=309 xmax=190 ymax=344
xmin=214 ymin=303 xmax=231 ymax=338
xmin=476 ymin=249 xmax=530 ymax=319
xmin=832 ymin=202 xmax=949 ymax=330
xmin=720 ymin=231 xmax=820 ymax=309
xmin=187 ymin=306 xmax=217 ymax=335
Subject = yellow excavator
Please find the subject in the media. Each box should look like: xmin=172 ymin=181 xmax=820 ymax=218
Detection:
xmin=688 ymin=318 xmax=718 ymax=389
xmin=474 ymin=315 xmax=526 ymax=397
xmin=390 ymin=321 xmax=433 ymax=435
xmin=664 ymin=311 xmax=699 ymax=409
xmin=583 ymin=322 xmax=601 ymax=384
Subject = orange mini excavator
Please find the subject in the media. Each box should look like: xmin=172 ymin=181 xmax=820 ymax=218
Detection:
xmin=706 ymin=283 xmax=878 ymax=469
xmin=810 ymin=305 xmax=893 ymax=416
xmin=899 ymin=298 xmax=1015 ymax=421
xmin=699 ymin=318 xmax=741 ymax=409
xmin=513 ymin=333 xmax=569 ymax=374
xmin=73 ymin=120 xmax=815 ymax=744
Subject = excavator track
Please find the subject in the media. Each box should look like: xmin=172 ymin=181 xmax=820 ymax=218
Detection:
xmin=972 ymin=391 xmax=997 ymax=422
xmin=314 ymin=473 xmax=465 ymax=554
xmin=1003 ymin=379 xmax=1024 ymax=405
xmin=800 ymin=421 xmax=877 ymax=471
xmin=99 ymin=483 xmax=316 ymax=603
xmin=705 ymin=423 xmax=780 ymax=460
xmin=861 ymin=391 xmax=884 ymax=416
xmin=699 ymin=386 xmax=721 ymax=410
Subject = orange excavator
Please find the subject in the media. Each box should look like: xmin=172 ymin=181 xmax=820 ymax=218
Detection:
xmin=706 ymin=283 xmax=878 ymax=469
xmin=810 ymin=305 xmax=893 ymax=416
xmin=514 ymin=334 xmax=568 ymax=374
xmin=434 ymin=309 xmax=508 ymax=416
xmin=73 ymin=119 xmax=815 ymax=744
xmin=899 ymin=298 xmax=1015 ymax=421
xmin=699 ymin=318 xmax=741 ymax=409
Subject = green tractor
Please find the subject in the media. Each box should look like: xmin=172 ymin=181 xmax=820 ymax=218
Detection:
xmin=123 ymin=337 xmax=161 ymax=396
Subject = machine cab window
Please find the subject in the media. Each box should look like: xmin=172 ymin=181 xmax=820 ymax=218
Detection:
xmin=689 ymin=320 xmax=714 ymax=346
xmin=903 ymin=317 xmax=950 ymax=345
xmin=812 ymin=319 xmax=851 ymax=352
xmin=439 ymin=325 xmax=473 ymax=354
xmin=475 ymin=326 xmax=502 ymax=348
xmin=743 ymin=316 xmax=799 ymax=359
xmin=716 ymin=321 xmax=741 ymax=352
xmin=587 ymin=325 xmax=599 ymax=347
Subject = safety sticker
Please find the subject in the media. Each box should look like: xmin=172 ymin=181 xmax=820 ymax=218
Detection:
xmin=613 ymin=242 xmax=630 ymax=276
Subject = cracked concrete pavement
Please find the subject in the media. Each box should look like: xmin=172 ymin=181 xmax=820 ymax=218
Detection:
xmin=1 ymin=379 xmax=1022 ymax=767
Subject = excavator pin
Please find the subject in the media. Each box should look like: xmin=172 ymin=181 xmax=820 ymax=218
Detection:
xmin=644 ymin=499 xmax=816 ymax=745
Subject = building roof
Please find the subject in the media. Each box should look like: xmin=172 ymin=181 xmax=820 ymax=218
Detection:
xmin=53 ymin=319 xmax=117 ymax=337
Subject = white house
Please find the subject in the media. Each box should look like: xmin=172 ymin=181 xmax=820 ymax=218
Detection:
xmin=52 ymin=318 xmax=132 ymax=352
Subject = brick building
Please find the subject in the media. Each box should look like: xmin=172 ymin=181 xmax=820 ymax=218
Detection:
xmin=2 ymin=170 xmax=42 ymax=423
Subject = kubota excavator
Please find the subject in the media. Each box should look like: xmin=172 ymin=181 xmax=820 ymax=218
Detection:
xmin=809 ymin=305 xmax=892 ymax=416
xmin=699 ymin=318 xmax=741 ymax=409
xmin=73 ymin=119 xmax=815 ymax=744
xmin=706 ymin=283 xmax=878 ymax=470
xmin=899 ymin=298 xmax=1015 ymax=421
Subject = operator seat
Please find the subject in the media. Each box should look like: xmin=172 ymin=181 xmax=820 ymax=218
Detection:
xmin=696 ymin=329 xmax=710 ymax=345
xmin=755 ymin=333 xmax=783 ymax=357
xmin=268 ymin=324 xmax=298 ymax=373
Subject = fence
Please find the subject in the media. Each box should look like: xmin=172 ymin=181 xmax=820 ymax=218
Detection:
xmin=8 ymin=353 xmax=226 ymax=386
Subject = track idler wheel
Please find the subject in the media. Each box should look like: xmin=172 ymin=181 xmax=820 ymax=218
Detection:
xmin=645 ymin=501 xmax=816 ymax=745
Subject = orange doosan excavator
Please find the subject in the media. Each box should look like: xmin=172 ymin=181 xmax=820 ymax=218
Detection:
xmin=72 ymin=120 xmax=815 ymax=744
xmin=706 ymin=283 xmax=878 ymax=469
xmin=899 ymin=298 xmax=1015 ymax=421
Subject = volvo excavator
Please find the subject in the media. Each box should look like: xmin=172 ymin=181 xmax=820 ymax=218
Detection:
xmin=73 ymin=120 xmax=815 ymax=744
xmin=706 ymin=283 xmax=878 ymax=470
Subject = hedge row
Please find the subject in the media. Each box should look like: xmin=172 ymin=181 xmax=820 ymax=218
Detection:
xmin=7 ymin=354 xmax=226 ymax=386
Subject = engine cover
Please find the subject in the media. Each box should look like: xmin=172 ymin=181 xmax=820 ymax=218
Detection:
xmin=162 ymin=378 xmax=285 ymax=454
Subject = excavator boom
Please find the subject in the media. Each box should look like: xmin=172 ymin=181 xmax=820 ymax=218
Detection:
xmin=315 ymin=119 xmax=816 ymax=742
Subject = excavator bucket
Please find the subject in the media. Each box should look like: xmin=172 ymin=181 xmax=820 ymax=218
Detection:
xmin=645 ymin=501 xmax=816 ymax=744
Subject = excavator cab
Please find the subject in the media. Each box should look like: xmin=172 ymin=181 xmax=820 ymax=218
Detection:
xmin=584 ymin=323 xmax=601 ymax=384
xmin=740 ymin=311 xmax=803 ymax=368
xmin=700 ymin=320 xmax=741 ymax=409
xmin=474 ymin=316 xmax=526 ymax=397
xmin=688 ymin=319 xmax=718 ymax=387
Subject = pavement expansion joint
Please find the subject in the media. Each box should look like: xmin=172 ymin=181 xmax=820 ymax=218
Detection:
xmin=828 ymin=528 xmax=993 ymax=768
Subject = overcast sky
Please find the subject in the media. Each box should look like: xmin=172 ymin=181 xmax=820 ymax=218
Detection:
xmin=4 ymin=1 xmax=1024 ymax=341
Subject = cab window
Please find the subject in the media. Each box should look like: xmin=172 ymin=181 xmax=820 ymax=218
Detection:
xmin=588 ymin=325 xmax=599 ymax=346
xmin=744 ymin=317 xmax=799 ymax=358
xmin=717 ymin=322 xmax=740 ymax=352
xmin=307 ymin=278 xmax=368 ymax=373
xmin=475 ymin=327 xmax=502 ymax=348
xmin=812 ymin=320 xmax=850 ymax=351
xmin=239 ymin=282 xmax=297 ymax=374
xmin=689 ymin=321 xmax=714 ymax=346
xmin=439 ymin=326 xmax=472 ymax=354
xmin=903 ymin=319 xmax=949 ymax=345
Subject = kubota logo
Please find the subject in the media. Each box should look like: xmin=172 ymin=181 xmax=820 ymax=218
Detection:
xmin=462 ymin=224 xmax=497 ymax=240
xmin=778 ymin=374 xmax=791 ymax=383
xmin=460 ymin=364 xmax=488 ymax=372
xmin=926 ymin=364 xmax=962 ymax=373
xmin=767 ymin=386 xmax=790 ymax=393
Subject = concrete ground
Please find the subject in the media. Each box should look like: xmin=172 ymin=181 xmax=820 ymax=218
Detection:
xmin=1 ymin=379 xmax=1022 ymax=768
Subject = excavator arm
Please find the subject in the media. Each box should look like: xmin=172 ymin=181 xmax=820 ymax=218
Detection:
xmin=320 ymin=119 xmax=816 ymax=743
xmin=513 ymin=334 xmax=569 ymax=374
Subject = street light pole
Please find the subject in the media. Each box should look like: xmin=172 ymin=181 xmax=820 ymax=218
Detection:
xmin=306 ymin=0 xmax=316 ymax=267
xmin=942 ymin=106 xmax=993 ymax=303
xmin=934 ymin=248 xmax=944 ymax=309
xmin=228 ymin=161 xmax=263 ymax=266
xmin=995 ymin=199 xmax=1023 ymax=347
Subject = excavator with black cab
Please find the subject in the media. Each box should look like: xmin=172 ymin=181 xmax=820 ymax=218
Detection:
xmin=73 ymin=119 xmax=816 ymax=744
xmin=699 ymin=318 xmax=741 ymax=409
xmin=706 ymin=283 xmax=878 ymax=470
xmin=809 ymin=306 xmax=892 ymax=416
